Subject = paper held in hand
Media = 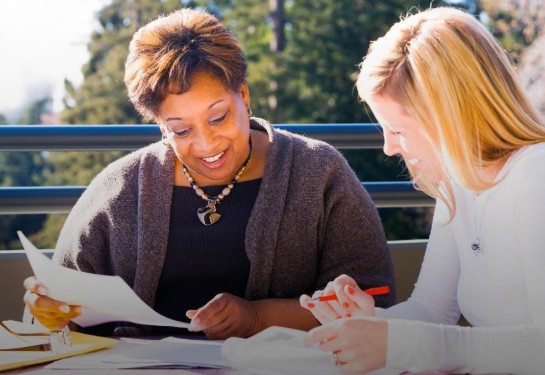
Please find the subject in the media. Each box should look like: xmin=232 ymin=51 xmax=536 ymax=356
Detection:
xmin=17 ymin=231 xmax=189 ymax=329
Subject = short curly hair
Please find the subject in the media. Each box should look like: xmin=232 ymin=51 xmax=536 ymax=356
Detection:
xmin=124 ymin=8 xmax=247 ymax=121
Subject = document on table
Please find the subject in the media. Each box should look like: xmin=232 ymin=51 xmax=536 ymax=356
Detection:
xmin=0 ymin=320 xmax=50 ymax=350
xmin=46 ymin=337 xmax=227 ymax=370
xmin=18 ymin=231 xmax=189 ymax=329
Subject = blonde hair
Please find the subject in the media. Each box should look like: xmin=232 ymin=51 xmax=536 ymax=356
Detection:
xmin=357 ymin=7 xmax=545 ymax=218
xmin=124 ymin=8 xmax=247 ymax=121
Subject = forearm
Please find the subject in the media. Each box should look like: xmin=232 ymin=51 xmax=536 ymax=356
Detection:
xmin=252 ymin=298 xmax=320 ymax=333
xmin=387 ymin=319 xmax=545 ymax=374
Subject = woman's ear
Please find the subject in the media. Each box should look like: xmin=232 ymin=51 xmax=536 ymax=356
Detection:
xmin=239 ymin=83 xmax=250 ymax=109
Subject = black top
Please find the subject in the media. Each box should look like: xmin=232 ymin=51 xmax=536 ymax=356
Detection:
xmin=152 ymin=178 xmax=262 ymax=335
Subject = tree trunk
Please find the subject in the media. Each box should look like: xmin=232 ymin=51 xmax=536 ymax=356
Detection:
xmin=269 ymin=0 xmax=285 ymax=52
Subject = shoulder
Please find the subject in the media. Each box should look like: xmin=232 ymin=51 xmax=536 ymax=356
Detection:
xmin=272 ymin=126 xmax=349 ymax=168
xmin=90 ymin=142 xmax=166 ymax=188
xmin=77 ymin=142 xmax=170 ymax=208
xmin=502 ymin=143 xmax=545 ymax=189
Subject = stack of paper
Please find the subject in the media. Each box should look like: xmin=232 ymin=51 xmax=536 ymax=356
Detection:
xmin=222 ymin=326 xmax=341 ymax=375
xmin=0 ymin=323 xmax=117 ymax=372
xmin=0 ymin=320 xmax=50 ymax=351
xmin=47 ymin=337 xmax=228 ymax=370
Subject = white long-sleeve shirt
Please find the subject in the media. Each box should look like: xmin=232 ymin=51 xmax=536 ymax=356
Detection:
xmin=377 ymin=143 xmax=545 ymax=374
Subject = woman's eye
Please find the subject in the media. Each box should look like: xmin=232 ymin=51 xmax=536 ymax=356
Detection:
xmin=210 ymin=111 xmax=228 ymax=124
xmin=173 ymin=129 xmax=189 ymax=137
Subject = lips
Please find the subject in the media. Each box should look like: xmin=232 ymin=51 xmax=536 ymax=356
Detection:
xmin=203 ymin=151 xmax=224 ymax=163
xmin=200 ymin=149 xmax=227 ymax=169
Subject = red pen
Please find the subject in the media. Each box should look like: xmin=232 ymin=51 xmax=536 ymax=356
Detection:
xmin=312 ymin=286 xmax=390 ymax=302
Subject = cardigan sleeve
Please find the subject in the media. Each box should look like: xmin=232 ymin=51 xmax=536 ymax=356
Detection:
xmin=316 ymin=149 xmax=396 ymax=308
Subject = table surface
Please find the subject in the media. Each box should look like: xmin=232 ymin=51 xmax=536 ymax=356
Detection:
xmin=0 ymin=335 xmax=509 ymax=375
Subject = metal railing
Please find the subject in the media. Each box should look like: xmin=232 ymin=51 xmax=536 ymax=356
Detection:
xmin=0 ymin=124 xmax=432 ymax=319
xmin=0 ymin=124 xmax=434 ymax=214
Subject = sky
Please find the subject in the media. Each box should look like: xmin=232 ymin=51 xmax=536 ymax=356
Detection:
xmin=0 ymin=0 xmax=111 ymax=120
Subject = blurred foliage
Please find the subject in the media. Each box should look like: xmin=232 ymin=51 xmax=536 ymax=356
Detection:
xmin=6 ymin=0 xmax=543 ymax=248
xmin=480 ymin=0 xmax=545 ymax=63
xmin=0 ymin=99 xmax=51 ymax=249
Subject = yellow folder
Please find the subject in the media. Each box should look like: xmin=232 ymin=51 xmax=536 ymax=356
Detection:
xmin=0 ymin=332 xmax=117 ymax=372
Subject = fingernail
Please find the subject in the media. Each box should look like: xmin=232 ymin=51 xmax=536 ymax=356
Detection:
xmin=307 ymin=302 xmax=315 ymax=309
xmin=342 ymin=302 xmax=350 ymax=309
xmin=347 ymin=286 xmax=355 ymax=295
xmin=346 ymin=313 xmax=352 ymax=318
xmin=59 ymin=305 xmax=70 ymax=313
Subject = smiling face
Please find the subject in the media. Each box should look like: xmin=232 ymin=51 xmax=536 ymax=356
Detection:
xmin=157 ymin=71 xmax=251 ymax=186
xmin=367 ymin=95 xmax=444 ymax=183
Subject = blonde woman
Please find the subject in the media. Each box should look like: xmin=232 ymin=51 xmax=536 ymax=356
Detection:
xmin=301 ymin=7 xmax=545 ymax=374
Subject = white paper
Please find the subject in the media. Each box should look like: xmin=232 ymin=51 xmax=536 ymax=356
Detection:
xmin=47 ymin=336 xmax=227 ymax=370
xmin=18 ymin=231 xmax=189 ymax=329
xmin=222 ymin=326 xmax=342 ymax=375
xmin=0 ymin=321 xmax=49 ymax=350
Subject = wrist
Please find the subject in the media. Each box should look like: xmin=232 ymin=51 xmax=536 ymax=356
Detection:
xmin=247 ymin=300 xmax=262 ymax=337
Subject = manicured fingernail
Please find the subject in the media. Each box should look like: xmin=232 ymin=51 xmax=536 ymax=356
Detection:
xmin=59 ymin=305 xmax=70 ymax=313
xmin=342 ymin=302 xmax=350 ymax=309
xmin=307 ymin=302 xmax=315 ymax=309
xmin=347 ymin=286 xmax=355 ymax=295
xmin=346 ymin=313 xmax=352 ymax=318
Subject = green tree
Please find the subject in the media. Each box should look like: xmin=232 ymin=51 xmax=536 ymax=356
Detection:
xmin=35 ymin=0 xmax=187 ymax=246
xmin=0 ymin=99 xmax=51 ymax=249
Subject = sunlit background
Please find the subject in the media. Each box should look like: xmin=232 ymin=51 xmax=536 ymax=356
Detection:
xmin=0 ymin=0 xmax=110 ymax=119
xmin=1 ymin=0 xmax=544 ymax=250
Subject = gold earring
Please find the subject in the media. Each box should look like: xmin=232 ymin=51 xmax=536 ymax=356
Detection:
xmin=247 ymin=107 xmax=253 ymax=117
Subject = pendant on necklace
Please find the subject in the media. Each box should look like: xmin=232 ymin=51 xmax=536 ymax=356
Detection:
xmin=471 ymin=238 xmax=483 ymax=256
xmin=197 ymin=204 xmax=221 ymax=226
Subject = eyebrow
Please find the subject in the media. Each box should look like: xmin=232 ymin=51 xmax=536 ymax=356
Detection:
xmin=165 ymin=99 xmax=226 ymax=122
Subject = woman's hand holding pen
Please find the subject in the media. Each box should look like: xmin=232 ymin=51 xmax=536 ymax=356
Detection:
xmin=23 ymin=276 xmax=81 ymax=330
xmin=299 ymin=274 xmax=377 ymax=324
xmin=186 ymin=293 xmax=259 ymax=340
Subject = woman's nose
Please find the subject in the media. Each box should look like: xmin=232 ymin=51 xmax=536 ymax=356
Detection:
xmin=382 ymin=133 xmax=400 ymax=157
xmin=194 ymin=127 xmax=216 ymax=151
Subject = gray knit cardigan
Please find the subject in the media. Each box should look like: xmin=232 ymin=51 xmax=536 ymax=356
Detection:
xmin=54 ymin=118 xmax=395 ymax=330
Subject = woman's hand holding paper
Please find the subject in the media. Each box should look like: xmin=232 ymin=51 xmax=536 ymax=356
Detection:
xmin=23 ymin=276 xmax=81 ymax=330
xmin=186 ymin=293 xmax=258 ymax=340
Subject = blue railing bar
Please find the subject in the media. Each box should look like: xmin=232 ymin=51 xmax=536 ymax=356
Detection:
xmin=0 ymin=182 xmax=433 ymax=214
xmin=364 ymin=182 xmax=434 ymax=208
xmin=0 ymin=124 xmax=383 ymax=151
xmin=0 ymin=187 xmax=85 ymax=214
